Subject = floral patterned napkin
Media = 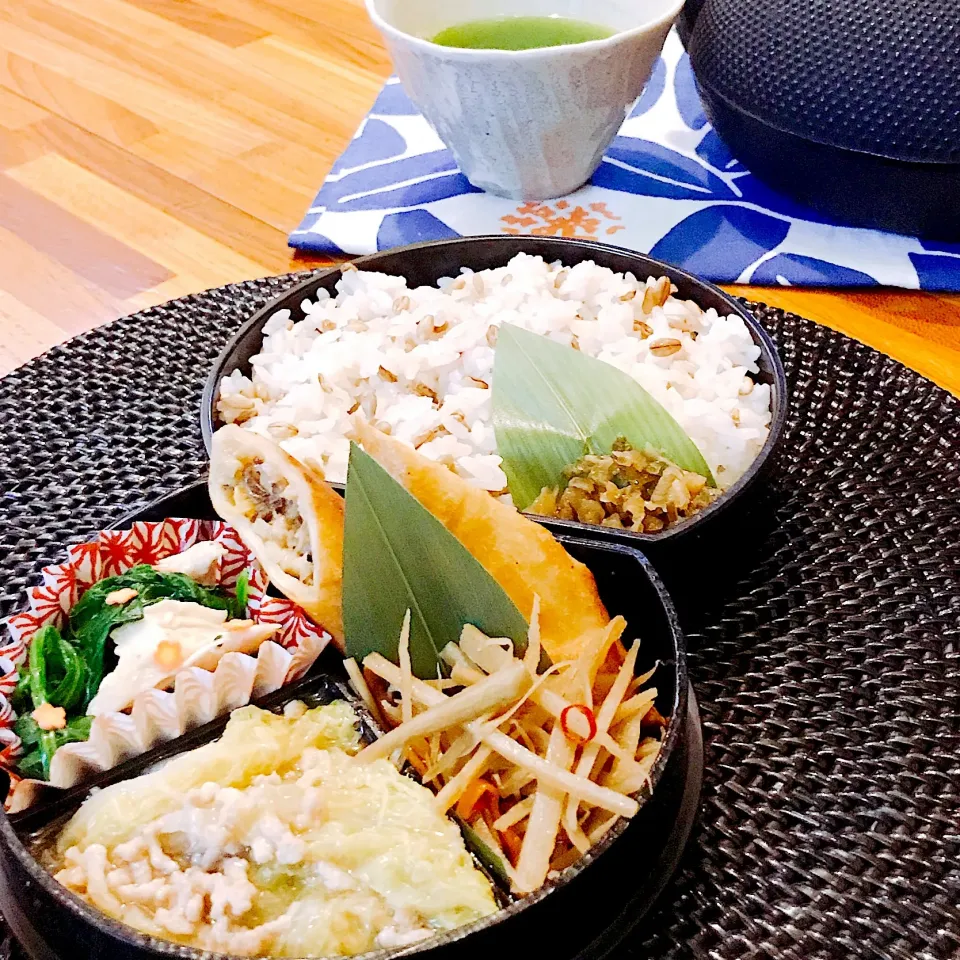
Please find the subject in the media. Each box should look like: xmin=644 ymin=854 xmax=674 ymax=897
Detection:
xmin=290 ymin=31 xmax=960 ymax=291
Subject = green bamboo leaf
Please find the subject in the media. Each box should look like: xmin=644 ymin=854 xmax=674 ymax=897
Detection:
xmin=343 ymin=443 xmax=528 ymax=679
xmin=492 ymin=324 xmax=715 ymax=509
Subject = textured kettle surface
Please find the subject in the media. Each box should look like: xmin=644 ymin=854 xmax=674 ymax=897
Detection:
xmin=689 ymin=0 xmax=960 ymax=162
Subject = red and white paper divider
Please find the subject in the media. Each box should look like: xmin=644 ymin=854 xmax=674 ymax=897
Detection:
xmin=0 ymin=518 xmax=331 ymax=780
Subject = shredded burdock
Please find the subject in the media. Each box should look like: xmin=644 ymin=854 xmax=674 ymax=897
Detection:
xmin=355 ymin=607 xmax=665 ymax=895
xmin=528 ymin=438 xmax=718 ymax=533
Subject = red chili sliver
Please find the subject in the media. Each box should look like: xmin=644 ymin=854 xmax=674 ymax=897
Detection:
xmin=560 ymin=703 xmax=597 ymax=744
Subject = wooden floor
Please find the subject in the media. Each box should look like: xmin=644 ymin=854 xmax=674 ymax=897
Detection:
xmin=0 ymin=0 xmax=958 ymax=393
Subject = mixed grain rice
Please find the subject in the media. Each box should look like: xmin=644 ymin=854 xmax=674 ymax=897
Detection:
xmin=217 ymin=254 xmax=771 ymax=496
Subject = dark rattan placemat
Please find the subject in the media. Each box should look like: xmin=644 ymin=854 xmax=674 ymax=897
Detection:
xmin=0 ymin=277 xmax=957 ymax=960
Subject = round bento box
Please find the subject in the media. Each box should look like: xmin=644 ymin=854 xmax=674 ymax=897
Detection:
xmin=0 ymin=483 xmax=702 ymax=960
xmin=201 ymin=237 xmax=787 ymax=601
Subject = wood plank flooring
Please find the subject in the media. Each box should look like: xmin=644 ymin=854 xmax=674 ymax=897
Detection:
xmin=0 ymin=0 xmax=957 ymax=394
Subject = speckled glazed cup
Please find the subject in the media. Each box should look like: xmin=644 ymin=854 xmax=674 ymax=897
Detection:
xmin=366 ymin=0 xmax=684 ymax=200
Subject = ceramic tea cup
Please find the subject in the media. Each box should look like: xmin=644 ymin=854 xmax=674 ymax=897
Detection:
xmin=365 ymin=0 xmax=684 ymax=201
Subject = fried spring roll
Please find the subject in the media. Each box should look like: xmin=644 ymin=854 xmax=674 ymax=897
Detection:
xmin=209 ymin=425 xmax=344 ymax=645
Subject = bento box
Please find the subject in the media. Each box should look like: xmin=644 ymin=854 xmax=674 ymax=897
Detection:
xmin=201 ymin=236 xmax=787 ymax=596
xmin=0 ymin=476 xmax=699 ymax=960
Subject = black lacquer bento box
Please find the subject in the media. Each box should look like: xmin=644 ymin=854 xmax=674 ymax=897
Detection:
xmin=201 ymin=237 xmax=787 ymax=606
xmin=0 ymin=483 xmax=702 ymax=960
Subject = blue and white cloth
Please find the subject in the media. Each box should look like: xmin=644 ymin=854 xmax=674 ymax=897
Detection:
xmin=290 ymin=31 xmax=960 ymax=291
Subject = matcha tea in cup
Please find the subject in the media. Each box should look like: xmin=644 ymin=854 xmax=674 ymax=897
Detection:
xmin=431 ymin=16 xmax=615 ymax=50
xmin=365 ymin=0 xmax=684 ymax=200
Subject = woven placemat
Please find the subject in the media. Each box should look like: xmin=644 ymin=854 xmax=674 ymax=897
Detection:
xmin=0 ymin=276 xmax=957 ymax=960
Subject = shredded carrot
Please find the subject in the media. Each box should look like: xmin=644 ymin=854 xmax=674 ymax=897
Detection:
xmin=493 ymin=795 xmax=534 ymax=831
xmin=644 ymin=704 xmax=668 ymax=729
xmin=403 ymin=744 xmax=428 ymax=776
xmin=499 ymin=824 xmax=523 ymax=864
xmin=456 ymin=778 xmax=500 ymax=821
xmin=434 ymin=746 xmax=493 ymax=812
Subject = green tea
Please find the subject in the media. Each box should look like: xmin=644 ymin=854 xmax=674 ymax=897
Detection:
xmin=431 ymin=15 xmax=614 ymax=51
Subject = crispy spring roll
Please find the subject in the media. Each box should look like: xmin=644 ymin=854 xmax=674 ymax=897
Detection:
xmin=209 ymin=425 xmax=344 ymax=645
xmin=352 ymin=417 xmax=609 ymax=664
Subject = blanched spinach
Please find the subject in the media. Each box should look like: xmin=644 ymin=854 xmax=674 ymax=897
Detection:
xmin=14 ymin=714 xmax=93 ymax=780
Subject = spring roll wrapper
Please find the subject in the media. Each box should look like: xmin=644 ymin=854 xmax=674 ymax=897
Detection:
xmin=208 ymin=424 xmax=344 ymax=646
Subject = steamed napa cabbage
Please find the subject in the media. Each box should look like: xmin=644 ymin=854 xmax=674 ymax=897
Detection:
xmin=46 ymin=703 xmax=496 ymax=957
xmin=58 ymin=701 xmax=362 ymax=853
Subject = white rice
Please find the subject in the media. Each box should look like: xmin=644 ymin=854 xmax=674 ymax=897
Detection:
xmin=217 ymin=253 xmax=771 ymax=495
